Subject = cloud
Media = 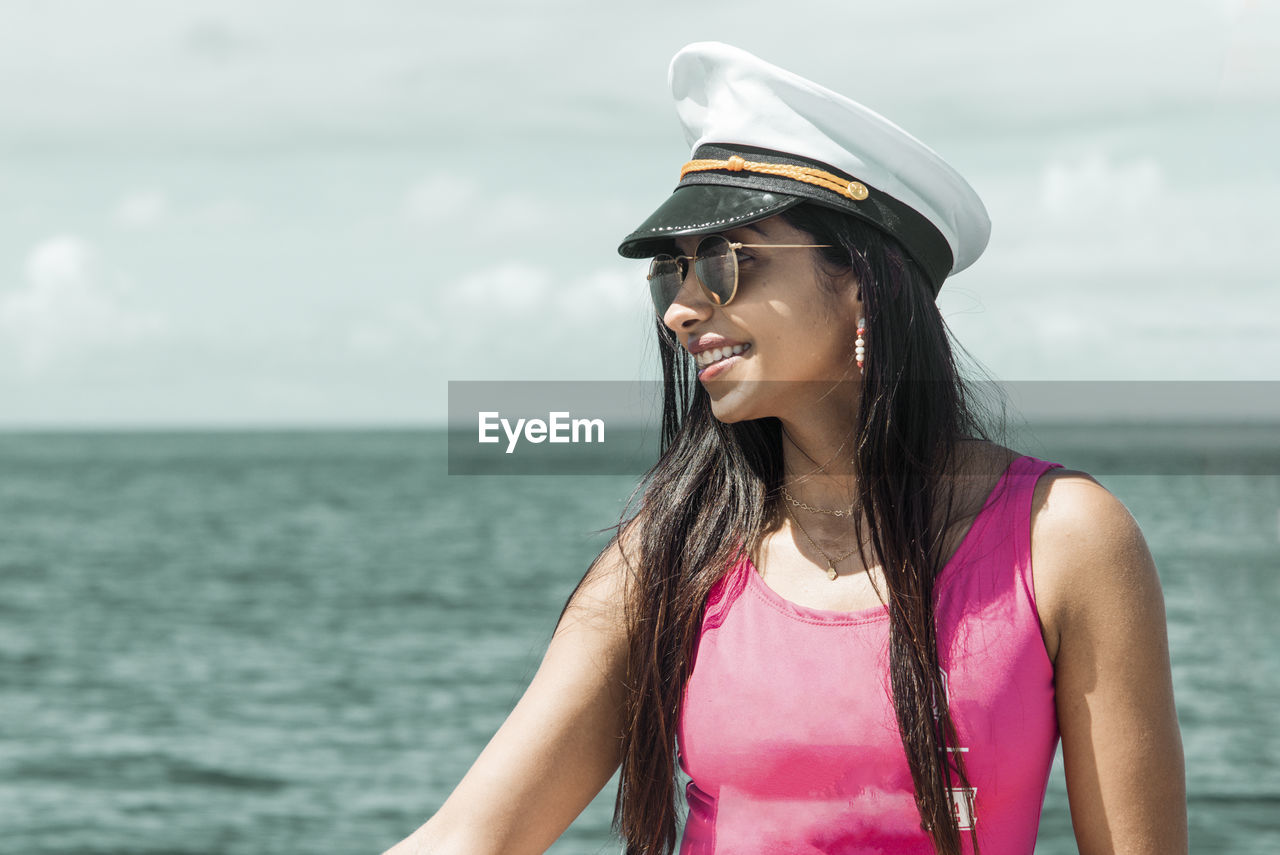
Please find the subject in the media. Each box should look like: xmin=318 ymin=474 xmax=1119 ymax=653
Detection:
xmin=450 ymin=262 xmax=552 ymax=314
xmin=190 ymin=198 xmax=254 ymax=226
xmin=445 ymin=263 xmax=645 ymax=321
xmin=331 ymin=262 xmax=651 ymax=381
xmin=404 ymin=174 xmax=479 ymax=227
xmin=0 ymin=236 xmax=167 ymax=375
xmin=343 ymin=301 xmax=440 ymax=360
xmin=1219 ymin=0 xmax=1280 ymax=97
xmin=1040 ymin=154 xmax=1165 ymax=219
xmin=111 ymin=189 xmax=254 ymax=229
xmin=402 ymin=173 xmax=553 ymax=235
xmin=112 ymin=190 xmax=170 ymax=228
xmin=182 ymin=19 xmax=256 ymax=63
xmin=980 ymin=150 xmax=1201 ymax=280
xmin=553 ymin=268 xmax=644 ymax=321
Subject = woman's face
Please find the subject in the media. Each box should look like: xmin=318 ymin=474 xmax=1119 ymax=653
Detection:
xmin=662 ymin=214 xmax=863 ymax=424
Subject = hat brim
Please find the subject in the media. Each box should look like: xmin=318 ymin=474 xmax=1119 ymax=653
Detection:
xmin=617 ymin=184 xmax=802 ymax=259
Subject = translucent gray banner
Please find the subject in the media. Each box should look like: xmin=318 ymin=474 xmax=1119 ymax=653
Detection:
xmin=446 ymin=380 xmax=1280 ymax=476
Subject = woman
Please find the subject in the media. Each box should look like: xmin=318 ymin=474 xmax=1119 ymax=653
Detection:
xmin=385 ymin=43 xmax=1186 ymax=855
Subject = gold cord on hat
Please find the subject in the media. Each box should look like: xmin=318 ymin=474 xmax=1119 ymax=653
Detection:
xmin=681 ymin=156 xmax=870 ymax=202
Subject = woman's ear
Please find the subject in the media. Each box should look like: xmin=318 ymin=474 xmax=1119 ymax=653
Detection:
xmin=848 ymin=279 xmax=863 ymax=314
xmin=836 ymin=278 xmax=864 ymax=330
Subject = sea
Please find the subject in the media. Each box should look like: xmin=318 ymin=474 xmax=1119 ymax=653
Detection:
xmin=0 ymin=426 xmax=1277 ymax=855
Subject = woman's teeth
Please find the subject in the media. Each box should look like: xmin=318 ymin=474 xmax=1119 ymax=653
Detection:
xmin=695 ymin=343 xmax=750 ymax=367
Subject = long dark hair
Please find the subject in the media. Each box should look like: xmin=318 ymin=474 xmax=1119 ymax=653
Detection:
xmin=572 ymin=203 xmax=1005 ymax=854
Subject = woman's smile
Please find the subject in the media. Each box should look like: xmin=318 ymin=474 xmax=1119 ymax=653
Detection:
xmin=693 ymin=342 xmax=751 ymax=378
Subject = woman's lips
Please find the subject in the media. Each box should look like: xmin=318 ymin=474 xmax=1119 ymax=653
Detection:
xmin=696 ymin=343 xmax=751 ymax=379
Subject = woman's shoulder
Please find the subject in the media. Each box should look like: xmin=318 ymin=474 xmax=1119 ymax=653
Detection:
xmin=561 ymin=517 xmax=644 ymax=642
xmin=1024 ymin=458 xmax=1161 ymax=663
xmin=949 ymin=440 xmax=1161 ymax=659
xmin=952 ymin=437 xmax=1100 ymax=501
xmin=1028 ymin=462 xmax=1136 ymax=552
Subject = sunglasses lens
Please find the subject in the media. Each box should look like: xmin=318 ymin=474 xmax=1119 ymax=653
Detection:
xmin=646 ymin=237 xmax=739 ymax=314
xmin=648 ymin=255 xmax=682 ymax=314
xmin=693 ymin=236 xmax=737 ymax=306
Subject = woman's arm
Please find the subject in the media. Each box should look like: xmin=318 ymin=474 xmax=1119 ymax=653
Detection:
xmin=1032 ymin=471 xmax=1188 ymax=855
xmin=382 ymin=537 xmax=633 ymax=855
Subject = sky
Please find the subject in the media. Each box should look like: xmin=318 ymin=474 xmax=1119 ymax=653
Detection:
xmin=1 ymin=0 xmax=1277 ymax=426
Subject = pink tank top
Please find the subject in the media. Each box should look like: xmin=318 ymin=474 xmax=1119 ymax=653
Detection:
xmin=677 ymin=455 xmax=1063 ymax=855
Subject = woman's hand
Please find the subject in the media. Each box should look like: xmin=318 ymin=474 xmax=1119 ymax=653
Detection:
xmin=381 ymin=537 xmax=634 ymax=855
xmin=1033 ymin=471 xmax=1188 ymax=855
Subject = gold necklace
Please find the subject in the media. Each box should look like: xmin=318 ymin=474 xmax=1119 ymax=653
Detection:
xmin=786 ymin=505 xmax=865 ymax=581
xmin=781 ymin=486 xmax=857 ymax=518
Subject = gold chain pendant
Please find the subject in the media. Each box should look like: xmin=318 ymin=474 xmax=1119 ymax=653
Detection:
xmin=826 ymin=566 xmax=838 ymax=581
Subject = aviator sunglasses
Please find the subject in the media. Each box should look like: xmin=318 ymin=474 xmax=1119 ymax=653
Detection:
xmin=647 ymin=234 xmax=832 ymax=315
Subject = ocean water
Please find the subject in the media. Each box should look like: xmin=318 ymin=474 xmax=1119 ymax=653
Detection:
xmin=0 ymin=428 xmax=1277 ymax=854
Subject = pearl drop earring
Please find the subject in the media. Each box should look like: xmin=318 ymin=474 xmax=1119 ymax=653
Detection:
xmin=855 ymin=317 xmax=866 ymax=376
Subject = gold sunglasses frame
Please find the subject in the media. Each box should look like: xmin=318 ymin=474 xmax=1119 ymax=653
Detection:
xmin=647 ymin=236 xmax=833 ymax=314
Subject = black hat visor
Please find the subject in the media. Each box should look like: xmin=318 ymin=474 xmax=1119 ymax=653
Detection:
xmin=617 ymin=184 xmax=802 ymax=259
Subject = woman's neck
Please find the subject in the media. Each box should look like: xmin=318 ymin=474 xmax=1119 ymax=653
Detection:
xmin=778 ymin=412 xmax=861 ymax=514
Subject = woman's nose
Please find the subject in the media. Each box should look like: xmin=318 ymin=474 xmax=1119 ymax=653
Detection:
xmin=661 ymin=268 xmax=714 ymax=331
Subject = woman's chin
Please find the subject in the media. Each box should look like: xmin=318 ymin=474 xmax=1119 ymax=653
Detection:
xmin=706 ymin=386 xmax=770 ymax=424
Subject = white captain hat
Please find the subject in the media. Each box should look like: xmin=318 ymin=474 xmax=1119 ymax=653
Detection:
xmin=618 ymin=42 xmax=991 ymax=295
